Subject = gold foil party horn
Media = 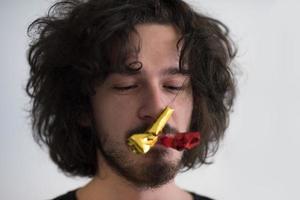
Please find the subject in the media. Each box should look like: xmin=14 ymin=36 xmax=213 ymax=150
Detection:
xmin=127 ymin=106 xmax=174 ymax=154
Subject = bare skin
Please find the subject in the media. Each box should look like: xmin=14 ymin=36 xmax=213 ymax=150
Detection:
xmin=77 ymin=154 xmax=193 ymax=200
xmin=77 ymin=24 xmax=194 ymax=200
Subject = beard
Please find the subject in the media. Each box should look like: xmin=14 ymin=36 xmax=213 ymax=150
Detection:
xmin=95 ymin=124 xmax=182 ymax=189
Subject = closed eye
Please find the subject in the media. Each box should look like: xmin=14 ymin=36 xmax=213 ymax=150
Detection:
xmin=164 ymin=85 xmax=184 ymax=91
xmin=113 ymin=85 xmax=138 ymax=91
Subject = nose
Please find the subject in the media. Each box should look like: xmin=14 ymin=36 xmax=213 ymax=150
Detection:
xmin=137 ymin=85 xmax=168 ymax=123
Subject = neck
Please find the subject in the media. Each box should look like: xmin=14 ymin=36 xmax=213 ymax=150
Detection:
xmin=77 ymin=157 xmax=192 ymax=200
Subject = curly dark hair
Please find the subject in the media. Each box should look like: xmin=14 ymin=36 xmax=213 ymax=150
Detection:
xmin=26 ymin=0 xmax=237 ymax=177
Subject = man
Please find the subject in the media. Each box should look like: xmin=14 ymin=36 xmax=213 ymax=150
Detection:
xmin=26 ymin=0 xmax=236 ymax=199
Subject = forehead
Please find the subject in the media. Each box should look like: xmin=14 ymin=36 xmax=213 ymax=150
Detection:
xmin=132 ymin=23 xmax=180 ymax=55
xmin=133 ymin=23 xmax=180 ymax=46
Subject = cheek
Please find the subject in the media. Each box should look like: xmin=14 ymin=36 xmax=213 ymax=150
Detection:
xmin=174 ymin=94 xmax=193 ymax=131
xmin=91 ymin=95 xmax=139 ymax=137
xmin=182 ymin=102 xmax=193 ymax=128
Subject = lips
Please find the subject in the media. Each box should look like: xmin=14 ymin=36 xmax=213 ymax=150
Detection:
xmin=158 ymin=131 xmax=201 ymax=151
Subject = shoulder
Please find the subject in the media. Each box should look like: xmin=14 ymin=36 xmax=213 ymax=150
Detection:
xmin=51 ymin=190 xmax=77 ymax=200
xmin=190 ymin=192 xmax=215 ymax=200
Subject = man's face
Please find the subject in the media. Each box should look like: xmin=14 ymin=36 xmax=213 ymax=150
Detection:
xmin=91 ymin=24 xmax=193 ymax=188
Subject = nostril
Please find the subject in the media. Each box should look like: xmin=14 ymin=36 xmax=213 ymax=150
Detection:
xmin=137 ymin=105 xmax=166 ymax=122
xmin=138 ymin=114 xmax=156 ymax=123
xmin=137 ymin=85 xmax=169 ymax=120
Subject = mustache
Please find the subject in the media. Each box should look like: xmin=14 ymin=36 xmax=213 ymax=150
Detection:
xmin=126 ymin=123 xmax=179 ymax=138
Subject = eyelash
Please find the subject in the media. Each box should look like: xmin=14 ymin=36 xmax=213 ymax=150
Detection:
xmin=113 ymin=85 xmax=184 ymax=91
xmin=113 ymin=85 xmax=138 ymax=91
xmin=164 ymin=85 xmax=184 ymax=91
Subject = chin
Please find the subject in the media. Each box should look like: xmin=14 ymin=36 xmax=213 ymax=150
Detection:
xmin=138 ymin=145 xmax=182 ymax=164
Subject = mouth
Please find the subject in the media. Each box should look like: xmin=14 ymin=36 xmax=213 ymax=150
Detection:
xmin=127 ymin=106 xmax=175 ymax=154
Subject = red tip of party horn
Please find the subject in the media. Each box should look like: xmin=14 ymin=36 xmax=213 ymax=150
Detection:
xmin=159 ymin=131 xmax=200 ymax=150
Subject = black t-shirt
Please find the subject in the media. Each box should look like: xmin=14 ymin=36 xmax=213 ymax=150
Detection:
xmin=52 ymin=190 xmax=214 ymax=200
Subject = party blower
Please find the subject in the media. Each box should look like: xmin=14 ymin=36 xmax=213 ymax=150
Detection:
xmin=127 ymin=106 xmax=201 ymax=154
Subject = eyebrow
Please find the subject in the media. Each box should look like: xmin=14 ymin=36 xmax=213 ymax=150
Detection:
xmin=115 ymin=66 xmax=190 ymax=77
xmin=161 ymin=67 xmax=190 ymax=76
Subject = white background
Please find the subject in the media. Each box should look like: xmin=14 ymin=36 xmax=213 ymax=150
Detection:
xmin=0 ymin=0 xmax=299 ymax=199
